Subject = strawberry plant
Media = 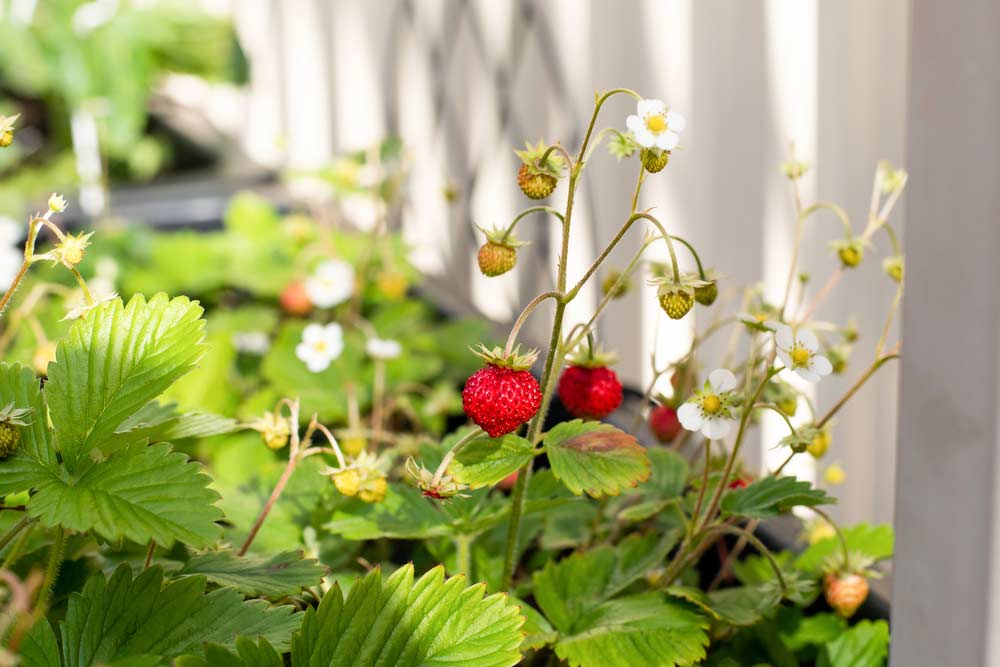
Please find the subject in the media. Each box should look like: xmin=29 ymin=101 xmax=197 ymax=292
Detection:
xmin=0 ymin=83 xmax=903 ymax=667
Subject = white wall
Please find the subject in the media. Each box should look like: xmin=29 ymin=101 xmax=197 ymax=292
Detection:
xmin=234 ymin=0 xmax=909 ymax=527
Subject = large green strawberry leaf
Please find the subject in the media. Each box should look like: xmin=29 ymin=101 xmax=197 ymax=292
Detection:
xmin=291 ymin=564 xmax=524 ymax=667
xmin=795 ymin=523 xmax=894 ymax=574
xmin=27 ymin=442 xmax=222 ymax=547
xmin=544 ymin=420 xmax=650 ymax=498
xmin=324 ymin=485 xmax=450 ymax=540
xmin=533 ymin=533 xmax=678 ymax=632
xmin=447 ymin=431 xmax=535 ymax=489
xmin=721 ymin=476 xmax=835 ymax=519
xmin=56 ymin=565 xmax=301 ymax=666
xmin=817 ymin=620 xmax=889 ymax=667
xmin=176 ymin=550 xmax=326 ymax=597
xmin=0 ymin=363 xmax=60 ymax=496
xmin=176 ymin=637 xmax=283 ymax=667
xmin=19 ymin=618 xmax=61 ymax=667
xmin=45 ymin=293 xmax=206 ymax=472
xmin=114 ymin=401 xmax=240 ymax=444
xmin=552 ymin=593 xmax=709 ymax=667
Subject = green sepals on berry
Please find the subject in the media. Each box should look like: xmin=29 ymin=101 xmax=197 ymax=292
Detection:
xmin=514 ymin=140 xmax=564 ymax=200
xmin=640 ymin=148 xmax=670 ymax=173
xmin=0 ymin=403 xmax=32 ymax=459
xmin=566 ymin=340 xmax=617 ymax=369
xmin=653 ymin=275 xmax=709 ymax=320
xmin=608 ymin=131 xmax=638 ymax=161
xmin=779 ymin=425 xmax=824 ymax=454
xmin=830 ymin=237 xmax=865 ymax=268
xmin=475 ymin=225 xmax=526 ymax=277
xmin=469 ymin=343 xmax=539 ymax=372
xmin=781 ymin=158 xmax=810 ymax=180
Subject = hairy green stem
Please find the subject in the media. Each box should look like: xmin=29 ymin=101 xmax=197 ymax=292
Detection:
xmin=37 ymin=527 xmax=65 ymax=612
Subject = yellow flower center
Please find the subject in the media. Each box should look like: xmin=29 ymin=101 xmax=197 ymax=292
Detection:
xmin=313 ymin=340 xmax=328 ymax=353
xmin=755 ymin=313 xmax=768 ymax=322
xmin=791 ymin=346 xmax=811 ymax=367
xmin=645 ymin=114 xmax=667 ymax=134
xmin=702 ymin=394 xmax=722 ymax=415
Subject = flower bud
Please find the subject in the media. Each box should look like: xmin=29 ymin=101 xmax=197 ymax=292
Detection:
xmin=48 ymin=193 xmax=68 ymax=213
xmin=601 ymin=270 xmax=631 ymax=300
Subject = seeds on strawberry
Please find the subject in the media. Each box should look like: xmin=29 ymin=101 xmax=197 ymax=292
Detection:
xmin=0 ymin=422 xmax=19 ymax=459
xmin=477 ymin=241 xmax=518 ymax=277
xmin=517 ymin=163 xmax=557 ymax=200
xmin=659 ymin=291 xmax=694 ymax=320
xmin=463 ymin=364 xmax=542 ymax=437
xmin=824 ymin=572 xmax=869 ymax=618
xmin=558 ymin=365 xmax=623 ymax=420
xmin=649 ymin=405 xmax=682 ymax=443
xmin=641 ymin=148 xmax=670 ymax=173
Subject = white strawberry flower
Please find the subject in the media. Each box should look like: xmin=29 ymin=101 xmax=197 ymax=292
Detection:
xmin=295 ymin=322 xmax=344 ymax=372
xmin=677 ymin=368 xmax=740 ymax=440
xmin=366 ymin=337 xmax=402 ymax=360
xmin=626 ymin=99 xmax=685 ymax=151
xmin=305 ymin=260 xmax=355 ymax=308
xmin=774 ymin=324 xmax=832 ymax=383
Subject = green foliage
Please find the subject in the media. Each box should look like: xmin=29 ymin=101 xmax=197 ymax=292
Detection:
xmin=55 ymin=565 xmax=300 ymax=666
xmin=176 ymin=550 xmax=326 ymax=597
xmin=27 ymin=441 xmax=222 ymax=547
xmin=291 ymin=564 xmax=525 ymax=667
xmin=447 ymin=431 xmax=534 ymax=489
xmin=721 ymin=476 xmax=835 ymax=519
xmin=544 ymin=420 xmax=651 ymax=498
xmin=817 ymin=620 xmax=890 ymax=667
xmin=176 ymin=638 xmax=283 ymax=667
xmin=796 ymin=523 xmax=894 ymax=574
xmin=0 ymin=363 xmax=59 ymax=495
xmin=46 ymin=293 xmax=206 ymax=471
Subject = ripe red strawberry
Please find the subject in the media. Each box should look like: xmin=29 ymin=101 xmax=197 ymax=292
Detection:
xmin=463 ymin=345 xmax=542 ymax=437
xmin=728 ymin=476 xmax=749 ymax=490
xmin=558 ymin=365 xmax=622 ymax=420
xmin=280 ymin=281 xmax=313 ymax=316
xmin=824 ymin=572 xmax=869 ymax=618
xmin=649 ymin=405 xmax=682 ymax=443
xmin=499 ymin=470 xmax=519 ymax=491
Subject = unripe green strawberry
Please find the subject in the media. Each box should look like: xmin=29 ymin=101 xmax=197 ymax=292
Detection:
xmin=0 ymin=115 xmax=19 ymax=149
xmin=694 ymin=281 xmax=718 ymax=306
xmin=0 ymin=130 xmax=12 ymax=148
xmin=659 ymin=291 xmax=694 ymax=320
xmin=517 ymin=163 xmax=557 ymax=199
xmin=831 ymin=238 xmax=864 ymax=268
xmin=0 ymin=422 xmax=19 ymax=459
xmin=601 ymin=270 xmax=631 ymax=299
xmin=883 ymin=256 xmax=903 ymax=283
xmin=477 ymin=241 xmax=517 ymax=277
xmin=641 ymin=148 xmax=670 ymax=173
xmin=808 ymin=428 xmax=831 ymax=458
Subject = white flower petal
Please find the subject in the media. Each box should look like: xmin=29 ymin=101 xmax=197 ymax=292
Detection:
xmin=702 ymin=417 xmax=732 ymax=440
xmin=302 ymin=323 xmax=326 ymax=344
xmin=775 ymin=324 xmax=794 ymax=351
xmin=776 ymin=349 xmax=794 ymax=370
xmin=810 ymin=354 xmax=833 ymax=376
xmin=708 ymin=368 xmax=737 ymax=393
xmin=633 ymin=128 xmax=655 ymax=148
xmin=797 ymin=329 xmax=819 ymax=352
xmin=666 ymin=111 xmax=686 ymax=133
xmin=657 ymin=131 xmax=680 ymax=151
xmin=306 ymin=355 xmax=332 ymax=373
xmin=796 ymin=367 xmax=821 ymax=383
xmin=322 ymin=322 xmax=344 ymax=340
xmin=677 ymin=402 xmax=703 ymax=432
xmin=626 ymin=115 xmax=644 ymax=133
xmin=637 ymin=99 xmax=666 ymax=117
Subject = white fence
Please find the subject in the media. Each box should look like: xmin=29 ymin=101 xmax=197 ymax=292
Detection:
xmin=232 ymin=0 xmax=909 ymax=528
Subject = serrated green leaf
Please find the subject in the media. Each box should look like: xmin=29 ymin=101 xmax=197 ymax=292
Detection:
xmin=175 ymin=637 xmax=282 ymax=667
xmin=721 ymin=476 xmax=835 ymax=519
xmin=28 ymin=442 xmax=222 ymax=547
xmin=817 ymin=620 xmax=889 ymax=667
xmin=776 ymin=609 xmax=847 ymax=652
xmin=534 ymin=533 xmax=677 ymax=632
xmin=447 ymin=433 xmax=534 ymax=489
xmin=515 ymin=598 xmax=557 ymax=651
xmin=544 ymin=420 xmax=650 ymax=498
xmin=732 ymin=551 xmax=795 ymax=585
xmin=324 ymin=484 xmax=449 ymax=540
xmin=113 ymin=401 xmax=240 ymax=447
xmin=19 ymin=618 xmax=61 ymax=667
xmin=46 ymin=294 xmax=206 ymax=472
xmin=291 ymin=564 xmax=524 ymax=667
xmin=0 ymin=363 xmax=60 ymax=496
xmin=554 ymin=593 xmax=709 ymax=667
xmin=60 ymin=565 xmax=300 ymax=666
xmin=795 ymin=523 xmax=893 ymax=574
xmin=643 ymin=448 xmax=689 ymax=499
xmin=176 ymin=550 xmax=326 ymax=597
